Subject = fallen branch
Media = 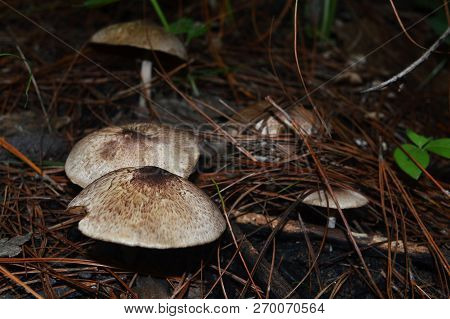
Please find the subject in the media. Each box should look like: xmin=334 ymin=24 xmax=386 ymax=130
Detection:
xmin=234 ymin=212 xmax=430 ymax=258
xmin=361 ymin=26 xmax=450 ymax=93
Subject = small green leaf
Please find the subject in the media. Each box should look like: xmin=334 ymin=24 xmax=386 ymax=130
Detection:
xmin=169 ymin=18 xmax=207 ymax=44
xmin=424 ymin=138 xmax=450 ymax=159
xmin=83 ymin=0 xmax=120 ymax=8
xmin=393 ymin=144 xmax=430 ymax=179
xmin=406 ymin=129 xmax=431 ymax=148
xmin=169 ymin=18 xmax=195 ymax=34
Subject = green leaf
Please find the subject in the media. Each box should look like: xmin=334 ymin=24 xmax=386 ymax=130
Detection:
xmin=83 ymin=0 xmax=120 ymax=8
xmin=406 ymin=129 xmax=431 ymax=148
xmin=169 ymin=18 xmax=207 ymax=44
xmin=393 ymin=144 xmax=430 ymax=180
xmin=424 ymin=138 xmax=450 ymax=159
xmin=169 ymin=18 xmax=195 ymax=34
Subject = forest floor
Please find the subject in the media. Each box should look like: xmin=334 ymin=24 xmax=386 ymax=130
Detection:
xmin=0 ymin=1 xmax=448 ymax=298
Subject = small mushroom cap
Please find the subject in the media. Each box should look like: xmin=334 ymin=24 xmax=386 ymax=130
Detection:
xmin=302 ymin=189 xmax=368 ymax=209
xmin=65 ymin=123 xmax=200 ymax=187
xmin=256 ymin=106 xmax=317 ymax=136
xmin=68 ymin=166 xmax=226 ymax=249
xmin=90 ymin=20 xmax=188 ymax=60
xmin=232 ymin=102 xmax=317 ymax=136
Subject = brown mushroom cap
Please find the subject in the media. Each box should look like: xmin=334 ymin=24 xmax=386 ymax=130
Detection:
xmin=68 ymin=166 xmax=226 ymax=249
xmin=256 ymin=106 xmax=317 ymax=136
xmin=302 ymin=189 xmax=368 ymax=209
xmin=90 ymin=20 xmax=188 ymax=60
xmin=231 ymin=102 xmax=318 ymax=136
xmin=65 ymin=123 xmax=200 ymax=187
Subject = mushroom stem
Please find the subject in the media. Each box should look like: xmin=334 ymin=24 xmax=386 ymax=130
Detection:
xmin=138 ymin=60 xmax=159 ymax=119
xmin=327 ymin=215 xmax=336 ymax=229
xmin=327 ymin=215 xmax=336 ymax=252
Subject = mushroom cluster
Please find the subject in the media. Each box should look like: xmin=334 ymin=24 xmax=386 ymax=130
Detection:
xmin=65 ymin=122 xmax=226 ymax=249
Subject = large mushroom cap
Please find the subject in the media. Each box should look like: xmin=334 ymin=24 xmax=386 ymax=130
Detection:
xmin=65 ymin=123 xmax=200 ymax=187
xmin=68 ymin=166 xmax=226 ymax=249
xmin=90 ymin=20 xmax=188 ymax=60
xmin=302 ymin=189 xmax=368 ymax=209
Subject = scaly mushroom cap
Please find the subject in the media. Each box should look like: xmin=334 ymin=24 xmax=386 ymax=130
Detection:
xmin=65 ymin=123 xmax=200 ymax=187
xmin=302 ymin=189 xmax=368 ymax=209
xmin=232 ymin=102 xmax=317 ymax=136
xmin=68 ymin=166 xmax=226 ymax=249
xmin=90 ymin=20 xmax=188 ymax=60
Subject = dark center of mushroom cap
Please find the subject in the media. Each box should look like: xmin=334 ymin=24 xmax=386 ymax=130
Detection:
xmin=120 ymin=125 xmax=164 ymax=141
xmin=99 ymin=128 xmax=151 ymax=161
xmin=121 ymin=127 xmax=154 ymax=140
xmin=131 ymin=166 xmax=174 ymax=186
xmin=121 ymin=127 xmax=141 ymax=138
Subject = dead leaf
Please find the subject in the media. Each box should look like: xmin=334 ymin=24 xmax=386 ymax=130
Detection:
xmin=0 ymin=233 xmax=31 ymax=257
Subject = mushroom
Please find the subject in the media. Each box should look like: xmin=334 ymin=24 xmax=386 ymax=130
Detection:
xmin=225 ymin=103 xmax=319 ymax=162
xmin=302 ymin=189 xmax=369 ymax=209
xmin=65 ymin=122 xmax=199 ymax=188
xmin=254 ymin=105 xmax=318 ymax=136
xmin=302 ymin=188 xmax=368 ymax=232
xmin=68 ymin=166 xmax=226 ymax=249
xmin=230 ymin=102 xmax=318 ymax=137
xmin=90 ymin=20 xmax=188 ymax=117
